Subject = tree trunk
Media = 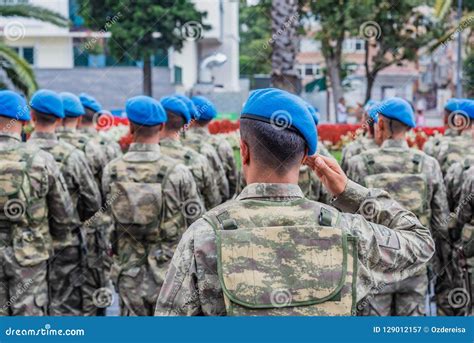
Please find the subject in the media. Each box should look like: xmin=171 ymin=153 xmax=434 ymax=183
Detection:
xmin=143 ymin=53 xmax=152 ymax=96
xmin=325 ymin=56 xmax=342 ymax=123
xmin=363 ymin=41 xmax=378 ymax=104
xmin=270 ymin=0 xmax=299 ymax=93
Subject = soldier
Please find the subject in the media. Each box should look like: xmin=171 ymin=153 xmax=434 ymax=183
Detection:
xmin=155 ymin=88 xmax=434 ymax=316
xmin=56 ymin=95 xmax=111 ymax=316
xmin=341 ymin=101 xmax=378 ymax=172
xmin=346 ymin=97 xmax=448 ymax=316
xmin=0 ymin=90 xmax=78 ymax=315
xmin=188 ymin=96 xmax=237 ymax=199
xmin=102 ymin=95 xmax=202 ymax=316
xmin=78 ymin=93 xmax=122 ymax=163
xmin=423 ymin=98 xmax=462 ymax=158
xmin=436 ymin=100 xmax=473 ymax=175
xmin=159 ymin=96 xmax=221 ymax=209
xmin=28 ymin=90 xmax=102 ymax=316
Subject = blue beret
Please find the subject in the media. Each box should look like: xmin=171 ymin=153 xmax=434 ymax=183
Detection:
xmin=444 ymin=98 xmax=461 ymax=112
xmin=364 ymin=100 xmax=375 ymax=111
xmin=0 ymin=90 xmax=29 ymax=121
xmin=305 ymin=102 xmax=319 ymax=125
xmin=79 ymin=92 xmax=102 ymax=113
xmin=241 ymin=88 xmax=317 ymax=155
xmin=126 ymin=95 xmax=167 ymax=126
xmin=377 ymin=97 xmax=416 ymax=128
xmin=30 ymin=89 xmax=64 ymax=119
xmin=367 ymin=101 xmax=380 ymax=123
xmin=457 ymin=99 xmax=474 ymax=119
xmin=161 ymin=96 xmax=191 ymax=124
xmin=174 ymin=94 xmax=198 ymax=119
xmin=60 ymin=92 xmax=85 ymax=118
xmin=191 ymin=96 xmax=217 ymax=121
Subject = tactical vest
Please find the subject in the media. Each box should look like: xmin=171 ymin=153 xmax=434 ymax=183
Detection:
xmin=0 ymin=146 xmax=49 ymax=266
xmin=108 ymin=154 xmax=178 ymax=244
xmin=362 ymin=149 xmax=430 ymax=227
xmin=204 ymin=200 xmax=357 ymax=316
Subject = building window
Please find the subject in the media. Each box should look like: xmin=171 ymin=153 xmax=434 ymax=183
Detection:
xmin=302 ymin=64 xmax=321 ymax=77
xmin=174 ymin=66 xmax=183 ymax=85
xmin=11 ymin=46 xmax=34 ymax=65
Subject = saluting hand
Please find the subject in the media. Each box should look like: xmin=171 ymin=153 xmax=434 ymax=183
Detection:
xmin=304 ymin=154 xmax=347 ymax=197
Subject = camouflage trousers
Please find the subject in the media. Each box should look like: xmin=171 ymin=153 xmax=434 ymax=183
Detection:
xmin=49 ymin=245 xmax=84 ymax=316
xmin=116 ymin=263 xmax=164 ymax=316
xmin=359 ymin=272 xmax=428 ymax=316
xmin=0 ymin=246 xmax=48 ymax=316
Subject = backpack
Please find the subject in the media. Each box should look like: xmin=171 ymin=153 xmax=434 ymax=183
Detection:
xmin=0 ymin=146 xmax=49 ymax=266
xmin=108 ymin=154 xmax=178 ymax=243
xmin=362 ymin=150 xmax=430 ymax=227
xmin=204 ymin=200 xmax=357 ymax=316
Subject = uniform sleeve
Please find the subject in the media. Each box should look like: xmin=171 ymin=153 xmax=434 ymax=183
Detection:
xmin=217 ymin=139 xmax=238 ymax=197
xmin=203 ymin=145 xmax=230 ymax=201
xmin=345 ymin=155 xmax=368 ymax=184
xmin=332 ymin=180 xmax=435 ymax=301
xmin=70 ymin=150 xmax=102 ymax=221
xmin=199 ymin=156 xmax=222 ymax=209
xmin=426 ymin=157 xmax=449 ymax=240
xmin=456 ymin=171 xmax=474 ymax=230
xmin=38 ymin=152 xmax=79 ymax=239
xmin=444 ymin=162 xmax=464 ymax=212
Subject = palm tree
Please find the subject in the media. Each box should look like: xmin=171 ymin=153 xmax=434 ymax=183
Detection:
xmin=0 ymin=4 xmax=69 ymax=97
xmin=270 ymin=0 xmax=299 ymax=93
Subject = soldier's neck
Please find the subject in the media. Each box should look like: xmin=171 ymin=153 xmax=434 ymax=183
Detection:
xmin=133 ymin=137 xmax=160 ymax=145
xmin=160 ymin=130 xmax=180 ymax=141
xmin=245 ymin=169 xmax=299 ymax=185
xmin=34 ymin=125 xmax=56 ymax=134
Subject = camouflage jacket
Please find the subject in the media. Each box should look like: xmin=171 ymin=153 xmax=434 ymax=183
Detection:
xmin=183 ymin=131 xmax=230 ymax=201
xmin=436 ymin=130 xmax=473 ymax=175
xmin=445 ymin=155 xmax=474 ymax=213
xmin=341 ymin=134 xmax=378 ymax=173
xmin=155 ymin=181 xmax=435 ymax=316
xmin=454 ymin=166 xmax=474 ymax=256
xmin=57 ymin=127 xmax=108 ymax=189
xmin=78 ymin=127 xmax=122 ymax=163
xmin=102 ymin=143 xmax=202 ymax=262
xmin=0 ymin=132 xmax=79 ymax=260
xmin=28 ymin=132 xmax=102 ymax=224
xmin=346 ymin=139 xmax=448 ymax=241
xmin=160 ymin=138 xmax=221 ymax=209
xmin=423 ymin=128 xmax=458 ymax=158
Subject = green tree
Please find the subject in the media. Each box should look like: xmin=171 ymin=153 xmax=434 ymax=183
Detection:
xmin=79 ymin=0 xmax=208 ymax=96
xmin=464 ymin=52 xmax=474 ymax=97
xmin=239 ymin=1 xmax=271 ymax=77
xmin=0 ymin=4 xmax=69 ymax=96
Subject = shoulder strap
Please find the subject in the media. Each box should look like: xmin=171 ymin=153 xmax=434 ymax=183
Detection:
xmin=411 ymin=152 xmax=424 ymax=174
xmin=363 ymin=153 xmax=375 ymax=175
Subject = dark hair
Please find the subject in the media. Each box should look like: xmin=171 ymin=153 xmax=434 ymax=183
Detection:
xmin=130 ymin=121 xmax=160 ymax=138
xmin=81 ymin=107 xmax=95 ymax=124
xmin=240 ymin=118 xmax=306 ymax=175
xmin=32 ymin=109 xmax=57 ymax=125
xmin=164 ymin=111 xmax=186 ymax=131
xmin=195 ymin=119 xmax=212 ymax=127
xmin=380 ymin=115 xmax=410 ymax=135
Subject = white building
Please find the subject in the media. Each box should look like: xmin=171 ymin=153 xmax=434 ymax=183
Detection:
xmin=0 ymin=0 xmax=241 ymax=109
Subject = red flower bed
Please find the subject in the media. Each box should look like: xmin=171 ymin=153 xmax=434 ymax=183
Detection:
xmin=208 ymin=120 xmax=240 ymax=134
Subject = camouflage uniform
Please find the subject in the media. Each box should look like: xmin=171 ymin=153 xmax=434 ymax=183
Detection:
xmin=56 ymin=127 xmax=111 ymax=316
xmin=346 ymin=139 xmax=449 ymax=316
xmin=183 ymin=131 xmax=229 ymax=201
xmin=423 ymin=128 xmax=458 ymax=158
xmin=102 ymin=143 xmax=202 ymax=316
xmin=160 ymin=138 xmax=221 ymax=209
xmin=341 ymin=134 xmax=378 ymax=173
xmin=28 ymin=132 xmax=102 ymax=316
xmin=155 ymin=180 xmax=435 ymax=316
xmin=435 ymin=130 xmax=472 ymax=175
xmin=186 ymin=127 xmax=236 ymax=199
xmin=0 ymin=132 xmax=78 ymax=316
xmin=454 ymin=166 xmax=474 ymax=315
xmin=78 ymin=127 xmax=122 ymax=163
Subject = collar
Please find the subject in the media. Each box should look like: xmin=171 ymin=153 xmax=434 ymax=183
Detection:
xmin=190 ymin=127 xmax=210 ymax=136
xmin=128 ymin=143 xmax=161 ymax=153
xmin=381 ymin=139 xmax=409 ymax=149
xmin=30 ymin=131 xmax=58 ymax=141
xmin=56 ymin=127 xmax=76 ymax=133
xmin=78 ymin=127 xmax=96 ymax=134
xmin=237 ymin=183 xmax=304 ymax=200
xmin=0 ymin=132 xmax=21 ymax=142
xmin=160 ymin=137 xmax=182 ymax=148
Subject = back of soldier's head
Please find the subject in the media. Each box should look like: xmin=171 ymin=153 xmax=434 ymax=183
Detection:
xmin=126 ymin=95 xmax=167 ymax=140
xmin=160 ymin=96 xmax=190 ymax=132
xmin=0 ymin=90 xmax=29 ymax=132
xmin=239 ymin=88 xmax=317 ymax=176
xmin=374 ymin=97 xmax=415 ymax=139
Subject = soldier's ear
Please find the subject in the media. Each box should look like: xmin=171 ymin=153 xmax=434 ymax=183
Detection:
xmin=240 ymin=139 xmax=250 ymax=166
